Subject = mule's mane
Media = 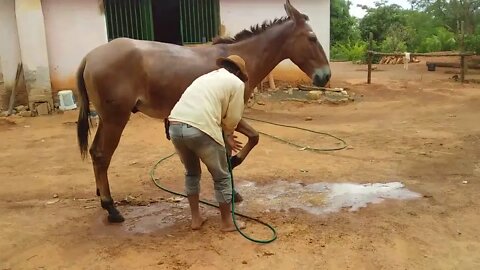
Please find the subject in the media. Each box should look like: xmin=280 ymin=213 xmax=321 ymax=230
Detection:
xmin=212 ymin=15 xmax=309 ymax=44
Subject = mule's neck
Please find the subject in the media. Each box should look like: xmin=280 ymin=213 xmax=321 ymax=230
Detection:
xmin=226 ymin=22 xmax=295 ymax=90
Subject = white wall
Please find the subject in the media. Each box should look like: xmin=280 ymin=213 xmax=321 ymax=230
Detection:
xmin=219 ymin=0 xmax=330 ymax=81
xmin=42 ymin=0 xmax=108 ymax=91
xmin=15 ymin=0 xmax=53 ymax=108
xmin=15 ymin=0 xmax=50 ymax=79
xmin=0 ymin=0 xmax=24 ymax=107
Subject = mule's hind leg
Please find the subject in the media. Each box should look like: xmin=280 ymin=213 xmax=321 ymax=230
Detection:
xmin=90 ymin=115 xmax=130 ymax=223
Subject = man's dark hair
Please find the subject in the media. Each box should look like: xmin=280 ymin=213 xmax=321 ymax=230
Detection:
xmin=222 ymin=61 xmax=240 ymax=75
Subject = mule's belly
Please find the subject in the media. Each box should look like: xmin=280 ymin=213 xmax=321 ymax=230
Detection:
xmin=135 ymin=99 xmax=174 ymax=119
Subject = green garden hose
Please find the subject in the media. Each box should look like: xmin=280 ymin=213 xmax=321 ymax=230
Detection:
xmin=150 ymin=117 xmax=347 ymax=244
xmin=150 ymin=153 xmax=277 ymax=244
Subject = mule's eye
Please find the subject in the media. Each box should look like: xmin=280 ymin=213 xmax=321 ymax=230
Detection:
xmin=308 ymin=32 xmax=317 ymax=42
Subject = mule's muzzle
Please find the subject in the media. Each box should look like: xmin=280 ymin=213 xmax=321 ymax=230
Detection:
xmin=312 ymin=67 xmax=331 ymax=87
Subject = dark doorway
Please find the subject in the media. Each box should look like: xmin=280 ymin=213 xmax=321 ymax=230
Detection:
xmin=151 ymin=0 xmax=182 ymax=45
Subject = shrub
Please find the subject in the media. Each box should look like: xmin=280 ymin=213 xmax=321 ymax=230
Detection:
xmin=419 ymin=27 xmax=457 ymax=52
xmin=465 ymin=26 xmax=480 ymax=54
xmin=331 ymin=40 xmax=368 ymax=62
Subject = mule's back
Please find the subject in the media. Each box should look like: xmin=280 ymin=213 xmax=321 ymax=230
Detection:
xmin=83 ymin=38 xmax=226 ymax=119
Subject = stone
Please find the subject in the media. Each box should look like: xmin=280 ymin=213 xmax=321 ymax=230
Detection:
xmin=45 ymin=198 xmax=60 ymax=205
xmin=325 ymin=98 xmax=349 ymax=104
xmin=35 ymin=102 xmax=50 ymax=115
xmin=326 ymin=91 xmax=349 ymax=100
xmin=324 ymin=91 xmax=350 ymax=104
xmin=305 ymin=117 xmax=313 ymax=121
xmin=263 ymin=251 xmax=275 ymax=256
xmin=28 ymin=87 xmax=54 ymax=116
xmin=18 ymin=111 xmax=32 ymax=117
xmin=15 ymin=105 xmax=27 ymax=112
xmin=167 ymin=196 xmax=184 ymax=203
xmin=0 ymin=111 xmax=8 ymax=117
xmin=257 ymin=101 xmax=266 ymax=106
xmin=307 ymin=91 xmax=323 ymax=100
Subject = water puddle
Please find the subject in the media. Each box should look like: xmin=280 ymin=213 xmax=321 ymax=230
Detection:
xmin=236 ymin=180 xmax=421 ymax=215
xmin=91 ymin=180 xmax=420 ymax=235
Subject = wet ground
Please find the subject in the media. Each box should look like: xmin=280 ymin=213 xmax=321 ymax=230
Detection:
xmin=237 ymin=180 xmax=421 ymax=215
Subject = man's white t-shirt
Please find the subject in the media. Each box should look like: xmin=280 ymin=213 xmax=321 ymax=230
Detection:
xmin=168 ymin=68 xmax=245 ymax=147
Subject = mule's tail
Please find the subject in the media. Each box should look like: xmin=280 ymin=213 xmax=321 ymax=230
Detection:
xmin=76 ymin=57 xmax=90 ymax=160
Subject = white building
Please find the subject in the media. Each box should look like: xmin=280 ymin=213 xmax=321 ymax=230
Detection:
xmin=0 ymin=0 xmax=330 ymax=110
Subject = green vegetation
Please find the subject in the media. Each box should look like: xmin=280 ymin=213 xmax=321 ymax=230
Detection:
xmin=330 ymin=0 xmax=480 ymax=62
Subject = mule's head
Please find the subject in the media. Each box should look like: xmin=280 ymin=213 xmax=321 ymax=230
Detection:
xmin=283 ymin=0 xmax=331 ymax=87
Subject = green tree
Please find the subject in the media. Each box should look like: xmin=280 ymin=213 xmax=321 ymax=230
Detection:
xmin=331 ymin=0 xmax=479 ymax=61
xmin=419 ymin=27 xmax=457 ymax=52
xmin=409 ymin=0 xmax=479 ymax=35
xmin=359 ymin=2 xmax=408 ymax=42
xmin=380 ymin=23 xmax=410 ymax=52
xmin=404 ymin=10 xmax=443 ymax=51
xmin=330 ymin=0 xmax=358 ymax=46
xmin=464 ymin=25 xmax=480 ymax=53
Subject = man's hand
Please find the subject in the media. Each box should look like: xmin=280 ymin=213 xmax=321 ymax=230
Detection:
xmin=226 ymin=134 xmax=243 ymax=155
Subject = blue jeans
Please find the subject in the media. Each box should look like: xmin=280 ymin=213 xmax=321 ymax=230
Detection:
xmin=169 ymin=122 xmax=232 ymax=203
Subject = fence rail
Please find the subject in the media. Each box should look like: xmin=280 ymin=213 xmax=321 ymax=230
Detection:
xmin=366 ymin=50 xmax=476 ymax=84
xmin=367 ymin=51 xmax=475 ymax=57
xmin=365 ymin=23 xmax=476 ymax=84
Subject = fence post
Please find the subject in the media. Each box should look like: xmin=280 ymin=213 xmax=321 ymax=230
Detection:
xmin=367 ymin=32 xmax=373 ymax=84
xmin=460 ymin=21 xmax=466 ymax=83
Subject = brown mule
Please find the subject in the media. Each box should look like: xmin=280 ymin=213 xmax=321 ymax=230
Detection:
xmin=76 ymin=0 xmax=330 ymax=223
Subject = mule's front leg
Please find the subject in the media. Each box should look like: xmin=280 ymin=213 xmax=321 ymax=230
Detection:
xmin=231 ymin=119 xmax=259 ymax=168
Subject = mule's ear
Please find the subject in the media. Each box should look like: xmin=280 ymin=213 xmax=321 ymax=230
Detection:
xmin=284 ymin=3 xmax=293 ymax=18
xmin=284 ymin=0 xmax=305 ymax=24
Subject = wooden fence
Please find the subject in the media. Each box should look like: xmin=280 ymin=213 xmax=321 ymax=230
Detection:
xmin=365 ymin=23 xmax=476 ymax=84
xmin=366 ymin=51 xmax=475 ymax=84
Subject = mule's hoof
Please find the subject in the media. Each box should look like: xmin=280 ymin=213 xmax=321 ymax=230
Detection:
xmin=108 ymin=214 xmax=125 ymax=223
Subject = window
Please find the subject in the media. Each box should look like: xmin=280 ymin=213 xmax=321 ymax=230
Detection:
xmin=104 ymin=0 xmax=154 ymax=41
xmin=104 ymin=0 xmax=220 ymax=44
xmin=179 ymin=0 xmax=220 ymax=44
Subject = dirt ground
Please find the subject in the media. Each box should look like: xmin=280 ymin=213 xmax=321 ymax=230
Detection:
xmin=1 ymin=61 xmax=480 ymax=270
